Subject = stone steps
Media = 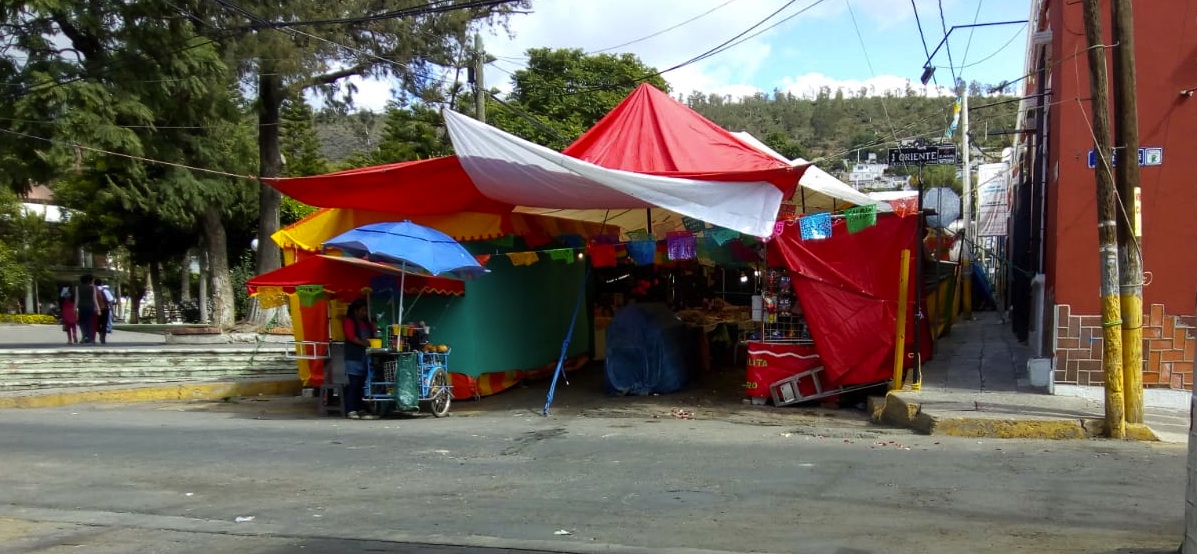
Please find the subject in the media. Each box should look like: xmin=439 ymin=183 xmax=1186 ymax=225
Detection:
xmin=0 ymin=348 xmax=297 ymax=392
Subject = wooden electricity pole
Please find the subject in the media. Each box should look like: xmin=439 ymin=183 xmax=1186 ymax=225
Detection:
xmin=473 ymin=33 xmax=486 ymax=124
xmin=1111 ymin=0 xmax=1144 ymax=424
xmin=1082 ymin=0 xmax=1125 ymax=439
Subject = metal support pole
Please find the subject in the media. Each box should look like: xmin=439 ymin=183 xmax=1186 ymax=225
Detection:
xmin=891 ymin=249 xmax=912 ymax=391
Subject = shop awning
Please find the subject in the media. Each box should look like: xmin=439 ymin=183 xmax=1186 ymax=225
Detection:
xmin=246 ymin=255 xmax=464 ymax=297
xmin=266 ymin=84 xmax=808 ymax=239
xmin=274 ymin=208 xmax=612 ymax=253
xmin=274 ymin=209 xmax=510 ymax=251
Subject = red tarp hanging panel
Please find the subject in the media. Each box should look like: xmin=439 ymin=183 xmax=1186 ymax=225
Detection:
xmin=768 ymin=215 xmax=932 ymax=386
xmin=246 ymin=255 xmax=465 ymax=297
xmin=563 ymin=84 xmax=804 ymax=196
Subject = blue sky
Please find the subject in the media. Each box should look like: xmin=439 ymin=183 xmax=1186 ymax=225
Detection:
xmin=348 ymin=0 xmax=1033 ymax=110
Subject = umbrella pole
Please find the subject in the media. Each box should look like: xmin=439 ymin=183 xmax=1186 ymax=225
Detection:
xmin=398 ymin=262 xmax=406 ymax=326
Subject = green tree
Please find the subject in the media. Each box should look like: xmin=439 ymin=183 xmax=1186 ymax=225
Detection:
xmin=279 ymin=98 xmax=325 ymax=226
xmin=0 ymin=0 xmax=257 ymax=328
xmin=487 ymin=48 xmax=671 ymax=150
xmin=370 ymin=103 xmax=452 ymax=164
xmin=281 ymin=98 xmax=330 ymax=178
xmin=0 ymin=190 xmax=30 ymax=309
xmin=197 ymin=0 xmax=526 ymax=327
xmin=761 ymin=131 xmax=809 ymax=162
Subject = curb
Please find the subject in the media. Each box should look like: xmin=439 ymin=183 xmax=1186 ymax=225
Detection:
xmin=869 ymin=393 xmax=1161 ymax=441
xmin=0 ymin=378 xmax=303 ymax=409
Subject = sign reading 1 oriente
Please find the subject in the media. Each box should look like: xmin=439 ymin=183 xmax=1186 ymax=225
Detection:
xmin=888 ymin=145 xmax=959 ymax=166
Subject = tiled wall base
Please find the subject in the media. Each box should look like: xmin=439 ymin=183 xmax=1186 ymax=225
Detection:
xmin=1054 ymin=304 xmax=1195 ymax=390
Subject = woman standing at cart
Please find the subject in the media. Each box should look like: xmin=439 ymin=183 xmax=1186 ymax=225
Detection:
xmin=342 ymin=298 xmax=378 ymax=420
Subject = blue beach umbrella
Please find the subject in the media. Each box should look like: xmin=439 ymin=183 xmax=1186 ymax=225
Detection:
xmin=323 ymin=220 xmax=488 ymax=323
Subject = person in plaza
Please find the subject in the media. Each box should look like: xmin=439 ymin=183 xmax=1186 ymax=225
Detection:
xmin=341 ymin=298 xmax=379 ymax=420
xmin=75 ymin=275 xmax=98 ymax=344
xmin=94 ymin=278 xmax=116 ymax=345
xmin=59 ymin=286 xmax=78 ymax=344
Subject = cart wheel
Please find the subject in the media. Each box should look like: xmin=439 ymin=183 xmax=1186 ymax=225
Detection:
xmin=429 ymin=368 xmax=451 ymax=418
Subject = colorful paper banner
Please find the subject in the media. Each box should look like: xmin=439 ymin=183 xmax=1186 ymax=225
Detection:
xmin=666 ymin=231 xmax=697 ymax=261
xmin=295 ymin=284 xmax=325 ymax=308
xmin=626 ymin=229 xmax=653 ymax=241
xmin=682 ymin=217 xmax=706 ymax=233
xmin=627 ymin=240 xmax=657 ymax=266
xmin=506 ymin=251 xmax=540 ymax=266
xmin=845 ymin=204 xmax=878 ymax=233
xmin=708 ymin=227 xmax=740 ymax=246
xmin=547 ymin=249 xmax=575 ymax=264
xmin=588 ymin=244 xmax=617 ymax=268
xmin=799 ymin=212 xmax=832 ymax=241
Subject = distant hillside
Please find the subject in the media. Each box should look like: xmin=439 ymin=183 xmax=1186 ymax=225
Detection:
xmin=686 ymin=88 xmax=1019 ymax=172
xmin=312 ymin=88 xmax=1020 ymax=170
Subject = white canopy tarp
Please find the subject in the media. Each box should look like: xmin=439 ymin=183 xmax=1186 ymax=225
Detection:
xmin=730 ymin=131 xmax=889 ymax=213
xmin=444 ymin=111 xmax=785 ymax=238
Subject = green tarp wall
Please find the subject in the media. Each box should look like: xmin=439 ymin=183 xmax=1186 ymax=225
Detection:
xmin=376 ymin=254 xmax=591 ymax=378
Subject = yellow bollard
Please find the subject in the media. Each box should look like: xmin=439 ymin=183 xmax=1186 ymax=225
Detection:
xmin=891 ymin=249 xmax=912 ymax=391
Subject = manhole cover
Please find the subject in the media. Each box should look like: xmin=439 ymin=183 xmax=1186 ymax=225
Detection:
xmin=621 ymin=490 xmax=721 ymax=508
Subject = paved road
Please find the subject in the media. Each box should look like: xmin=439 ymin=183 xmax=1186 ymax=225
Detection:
xmin=0 ymin=402 xmax=1185 ymax=554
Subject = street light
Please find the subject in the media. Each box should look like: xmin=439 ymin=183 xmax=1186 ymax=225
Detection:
xmin=919 ymin=20 xmax=1026 ymax=86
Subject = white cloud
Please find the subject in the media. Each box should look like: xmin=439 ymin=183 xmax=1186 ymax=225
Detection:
xmin=484 ymin=0 xmax=792 ymax=96
xmin=326 ymin=0 xmax=979 ymax=110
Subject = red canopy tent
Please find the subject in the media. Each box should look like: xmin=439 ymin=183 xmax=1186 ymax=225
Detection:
xmin=265 ymin=84 xmax=804 ymax=231
xmin=563 ymin=84 xmax=800 ymax=191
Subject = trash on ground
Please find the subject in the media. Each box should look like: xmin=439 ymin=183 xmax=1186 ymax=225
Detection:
xmin=554 ymin=529 xmax=572 ymax=535
xmin=234 ymin=516 xmax=255 ymax=523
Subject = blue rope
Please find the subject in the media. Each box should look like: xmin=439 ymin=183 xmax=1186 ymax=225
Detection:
xmin=543 ymin=270 xmax=590 ymax=416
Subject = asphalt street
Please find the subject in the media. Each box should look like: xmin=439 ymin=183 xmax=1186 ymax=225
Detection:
xmin=0 ymin=401 xmax=1186 ymax=554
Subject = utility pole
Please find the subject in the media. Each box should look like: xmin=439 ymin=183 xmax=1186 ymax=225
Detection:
xmin=960 ymin=88 xmax=973 ymax=320
xmin=1082 ymin=0 xmax=1125 ymax=439
xmin=1111 ymin=0 xmax=1144 ymax=424
xmin=473 ymin=33 xmax=486 ymax=124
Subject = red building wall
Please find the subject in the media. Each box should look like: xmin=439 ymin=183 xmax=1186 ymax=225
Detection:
xmin=1044 ymin=0 xmax=1197 ymax=389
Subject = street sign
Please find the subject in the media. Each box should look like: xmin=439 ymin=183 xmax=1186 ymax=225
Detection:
xmin=1087 ymin=147 xmax=1163 ymax=168
xmin=888 ymin=145 xmax=958 ymax=166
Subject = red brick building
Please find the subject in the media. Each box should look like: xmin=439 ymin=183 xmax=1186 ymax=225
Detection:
xmin=1010 ymin=0 xmax=1197 ymax=396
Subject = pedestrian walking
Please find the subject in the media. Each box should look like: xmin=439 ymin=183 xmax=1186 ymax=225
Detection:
xmin=76 ymin=275 xmax=98 ymax=344
xmin=60 ymin=286 xmax=78 ymax=344
xmin=95 ymin=278 xmax=116 ymax=345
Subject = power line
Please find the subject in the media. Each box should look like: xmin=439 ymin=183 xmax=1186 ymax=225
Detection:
xmin=936 ymin=0 xmax=959 ymax=86
xmin=958 ymin=0 xmax=985 ymax=71
xmin=0 ymin=36 xmax=224 ymax=102
xmin=228 ymin=0 xmax=523 ymax=31
xmin=590 ymin=0 xmax=738 ymax=54
xmin=484 ymin=90 xmax=567 ymax=141
xmin=844 ymin=0 xmax=900 ymax=142
xmin=957 ymin=24 xmax=1026 ymax=71
xmin=561 ymin=0 xmax=831 ymax=97
xmin=909 ymin=0 xmax=938 ymax=87
xmin=0 ymin=127 xmax=256 ymax=180
xmin=207 ymin=0 xmax=461 ymax=93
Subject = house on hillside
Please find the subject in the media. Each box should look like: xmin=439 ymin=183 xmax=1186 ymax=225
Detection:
xmin=1009 ymin=0 xmax=1197 ymax=403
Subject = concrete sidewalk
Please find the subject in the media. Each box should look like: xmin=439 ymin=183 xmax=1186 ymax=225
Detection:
xmin=874 ymin=312 xmax=1190 ymax=442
